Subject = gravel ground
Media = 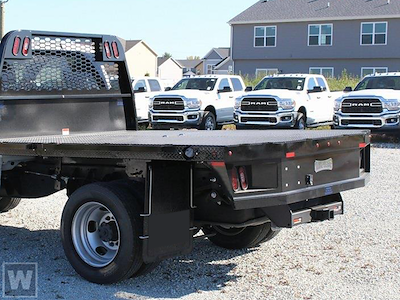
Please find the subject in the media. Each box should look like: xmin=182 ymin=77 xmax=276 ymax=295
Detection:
xmin=0 ymin=146 xmax=399 ymax=300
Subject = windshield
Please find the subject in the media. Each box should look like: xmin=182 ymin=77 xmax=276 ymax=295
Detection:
xmin=355 ymin=76 xmax=400 ymax=91
xmin=254 ymin=77 xmax=305 ymax=91
xmin=172 ymin=78 xmax=217 ymax=91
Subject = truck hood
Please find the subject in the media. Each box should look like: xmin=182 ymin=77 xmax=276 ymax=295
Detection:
xmin=241 ymin=89 xmax=303 ymax=99
xmin=344 ymin=89 xmax=400 ymax=99
xmin=152 ymin=90 xmax=212 ymax=99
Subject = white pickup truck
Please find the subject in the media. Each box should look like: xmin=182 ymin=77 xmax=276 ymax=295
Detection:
xmin=149 ymin=75 xmax=247 ymax=130
xmin=132 ymin=77 xmax=164 ymax=124
xmin=234 ymin=74 xmax=341 ymax=129
xmin=333 ymin=72 xmax=400 ymax=130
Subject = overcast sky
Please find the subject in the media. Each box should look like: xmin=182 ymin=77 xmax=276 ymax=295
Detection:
xmin=5 ymin=0 xmax=256 ymax=59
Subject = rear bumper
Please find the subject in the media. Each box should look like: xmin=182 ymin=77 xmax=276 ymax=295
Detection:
xmin=234 ymin=110 xmax=296 ymax=128
xmin=334 ymin=111 xmax=400 ymax=130
xmin=232 ymin=173 xmax=369 ymax=210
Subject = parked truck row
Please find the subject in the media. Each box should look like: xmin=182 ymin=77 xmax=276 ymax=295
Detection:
xmin=137 ymin=72 xmax=400 ymax=132
xmin=0 ymin=30 xmax=370 ymax=284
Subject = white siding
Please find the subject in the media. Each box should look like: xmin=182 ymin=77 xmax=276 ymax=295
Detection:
xmin=158 ymin=59 xmax=183 ymax=83
xmin=125 ymin=43 xmax=157 ymax=77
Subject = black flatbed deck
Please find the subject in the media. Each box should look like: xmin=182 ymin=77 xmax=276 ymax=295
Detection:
xmin=0 ymin=130 xmax=369 ymax=161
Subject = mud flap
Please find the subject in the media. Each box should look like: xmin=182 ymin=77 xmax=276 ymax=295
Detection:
xmin=141 ymin=161 xmax=194 ymax=263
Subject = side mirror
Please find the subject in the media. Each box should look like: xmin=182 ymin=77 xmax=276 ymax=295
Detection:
xmin=343 ymin=86 xmax=353 ymax=92
xmin=134 ymin=87 xmax=146 ymax=93
xmin=218 ymin=86 xmax=232 ymax=93
xmin=308 ymin=86 xmax=323 ymax=93
xmin=245 ymin=86 xmax=253 ymax=92
xmin=165 ymin=87 xmax=172 ymax=91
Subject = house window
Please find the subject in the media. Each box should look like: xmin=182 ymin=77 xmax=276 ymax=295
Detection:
xmin=361 ymin=67 xmax=388 ymax=77
xmin=308 ymin=24 xmax=333 ymax=46
xmin=254 ymin=26 xmax=276 ymax=47
xmin=207 ymin=64 xmax=215 ymax=74
xmin=309 ymin=67 xmax=334 ymax=78
xmin=256 ymin=69 xmax=279 ymax=78
xmin=361 ymin=22 xmax=387 ymax=45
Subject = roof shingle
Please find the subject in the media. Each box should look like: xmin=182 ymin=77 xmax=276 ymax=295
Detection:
xmin=229 ymin=0 xmax=400 ymax=24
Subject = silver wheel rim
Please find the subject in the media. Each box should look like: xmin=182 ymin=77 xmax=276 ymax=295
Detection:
xmin=72 ymin=202 xmax=121 ymax=268
xmin=205 ymin=116 xmax=215 ymax=130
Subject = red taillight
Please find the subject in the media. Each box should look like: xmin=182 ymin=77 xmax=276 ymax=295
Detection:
xmin=21 ymin=37 xmax=30 ymax=56
xmin=104 ymin=41 xmax=111 ymax=58
xmin=238 ymin=167 xmax=248 ymax=190
xmin=359 ymin=143 xmax=367 ymax=148
xmin=286 ymin=152 xmax=296 ymax=158
xmin=111 ymin=41 xmax=119 ymax=58
xmin=231 ymin=168 xmax=239 ymax=192
xmin=12 ymin=37 xmax=21 ymax=56
xmin=210 ymin=162 xmax=225 ymax=167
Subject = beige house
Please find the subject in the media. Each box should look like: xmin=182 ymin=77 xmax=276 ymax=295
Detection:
xmin=157 ymin=57 xmax=183 ymax=83
xmin=119 ymin=39 xmax=158 ymax=78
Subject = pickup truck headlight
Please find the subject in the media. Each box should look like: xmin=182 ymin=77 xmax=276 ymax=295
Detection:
xmin=385 ymin=99 xmax=400 ymax=111
xmin=148 ymin=99 xmax=153 ymax=109
xmin=234 ymin=98 xmax=242 ymax=109
xmin=280 ymin=99 xmax=295 ymax=110
xmin=186 ymin=98 xmax=202 ymax=109
xmin=334 ymin=99 xmax=342 ymax=111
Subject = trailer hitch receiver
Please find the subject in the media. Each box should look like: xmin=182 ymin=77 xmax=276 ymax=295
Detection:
xmin=310 ymin=209 xmax=335 ymax=221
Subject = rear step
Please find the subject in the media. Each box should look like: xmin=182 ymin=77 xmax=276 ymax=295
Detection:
xmin=291 ymin=201 xmax=343 ymax=226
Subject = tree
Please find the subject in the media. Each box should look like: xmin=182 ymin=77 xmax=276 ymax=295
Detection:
xmin=187 ymin=56 xmax=200 ymax=60
xmin=162 ymin=52 xmax=172 ymax=59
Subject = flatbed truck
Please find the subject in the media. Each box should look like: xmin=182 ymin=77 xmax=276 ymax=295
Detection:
xmin=0 ymin=30 xmax=370 ymax=284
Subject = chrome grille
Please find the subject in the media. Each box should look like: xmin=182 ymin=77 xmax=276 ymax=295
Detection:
xmin=341 ymin=98 xmax=383 ymax=113
xmin=241 ymin=98 xmax=278 ymax=112
xmin=153 ymin=98 xmax=184 ymax=111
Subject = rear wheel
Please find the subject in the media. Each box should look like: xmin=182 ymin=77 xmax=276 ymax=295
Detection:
xmin=204 ymin=222 xmax=279 ymax=250
xmin=0 ymin=197 xmax=21 ymax=213
xmin=201 ymin=111 xmax=217 ymax=130
xmin=61 ymin=181 xmax=155 ymax=284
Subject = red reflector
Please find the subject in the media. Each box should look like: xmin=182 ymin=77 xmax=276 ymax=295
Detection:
xmin=210 ymin=162 xmax=225 ymax=167
xmin=238 ymin=167 xmax=248 ymax=190
xmin=286 ymin=152 xmax=296 ymax=158
xmin=12 ymin=37 xmax=21 ymax=56
xmin=21 ymin=37 xmax=30 ymax=56
xmin=111 ymin=41 xmax=119 ymax=58
xmin=293 ymin=217 xmax=302 ymax=225
xmin=359 ymin=143 xmax=367 ymax=148
xmin=104 ymin=41 xmax=111 ymax=58
xmin=231 ymin=168 xmax=239 ymax=192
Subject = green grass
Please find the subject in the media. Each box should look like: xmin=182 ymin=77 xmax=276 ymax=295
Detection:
xmin=326 ymin=70 xmax=360 ymax=91
xmin=241 ymin=70 xmax=360 ymax=92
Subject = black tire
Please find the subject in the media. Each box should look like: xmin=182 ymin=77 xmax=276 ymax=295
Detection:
xmin=204 ymin=222 xmax=279 ymax=250
xmin=295 ymin=115 xmax=306 ymax=130
xmin=258 ymin=223 xmax=281 ymax=244
xmin=200 ymin=111 xmax=217 ymax=130
xmin=0 ymin=197 xmax=21 ymax=213
xmin=61 ymin=181 xmax=152 ymax=284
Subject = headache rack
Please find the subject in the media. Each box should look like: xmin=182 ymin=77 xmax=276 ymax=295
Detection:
xmin=0 ymin=30 xmax=137 ymax=137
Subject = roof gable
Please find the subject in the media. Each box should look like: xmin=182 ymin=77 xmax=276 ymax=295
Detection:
xmin=119 ymin=39 xmax=158 ymax=56
xmin=229 ymin=0 xmax=400 ymax=24
xmin=177 ymin=59 xmax=203 ymax=69
xmin=157 ymin=57 xmax=183 ymax=69
xmin=203 ymin=47 xmax=230 ymax=60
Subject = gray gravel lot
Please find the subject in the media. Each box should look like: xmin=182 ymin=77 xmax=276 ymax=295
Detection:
xmin=0 ymin=146 xmax=399 ymax=300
